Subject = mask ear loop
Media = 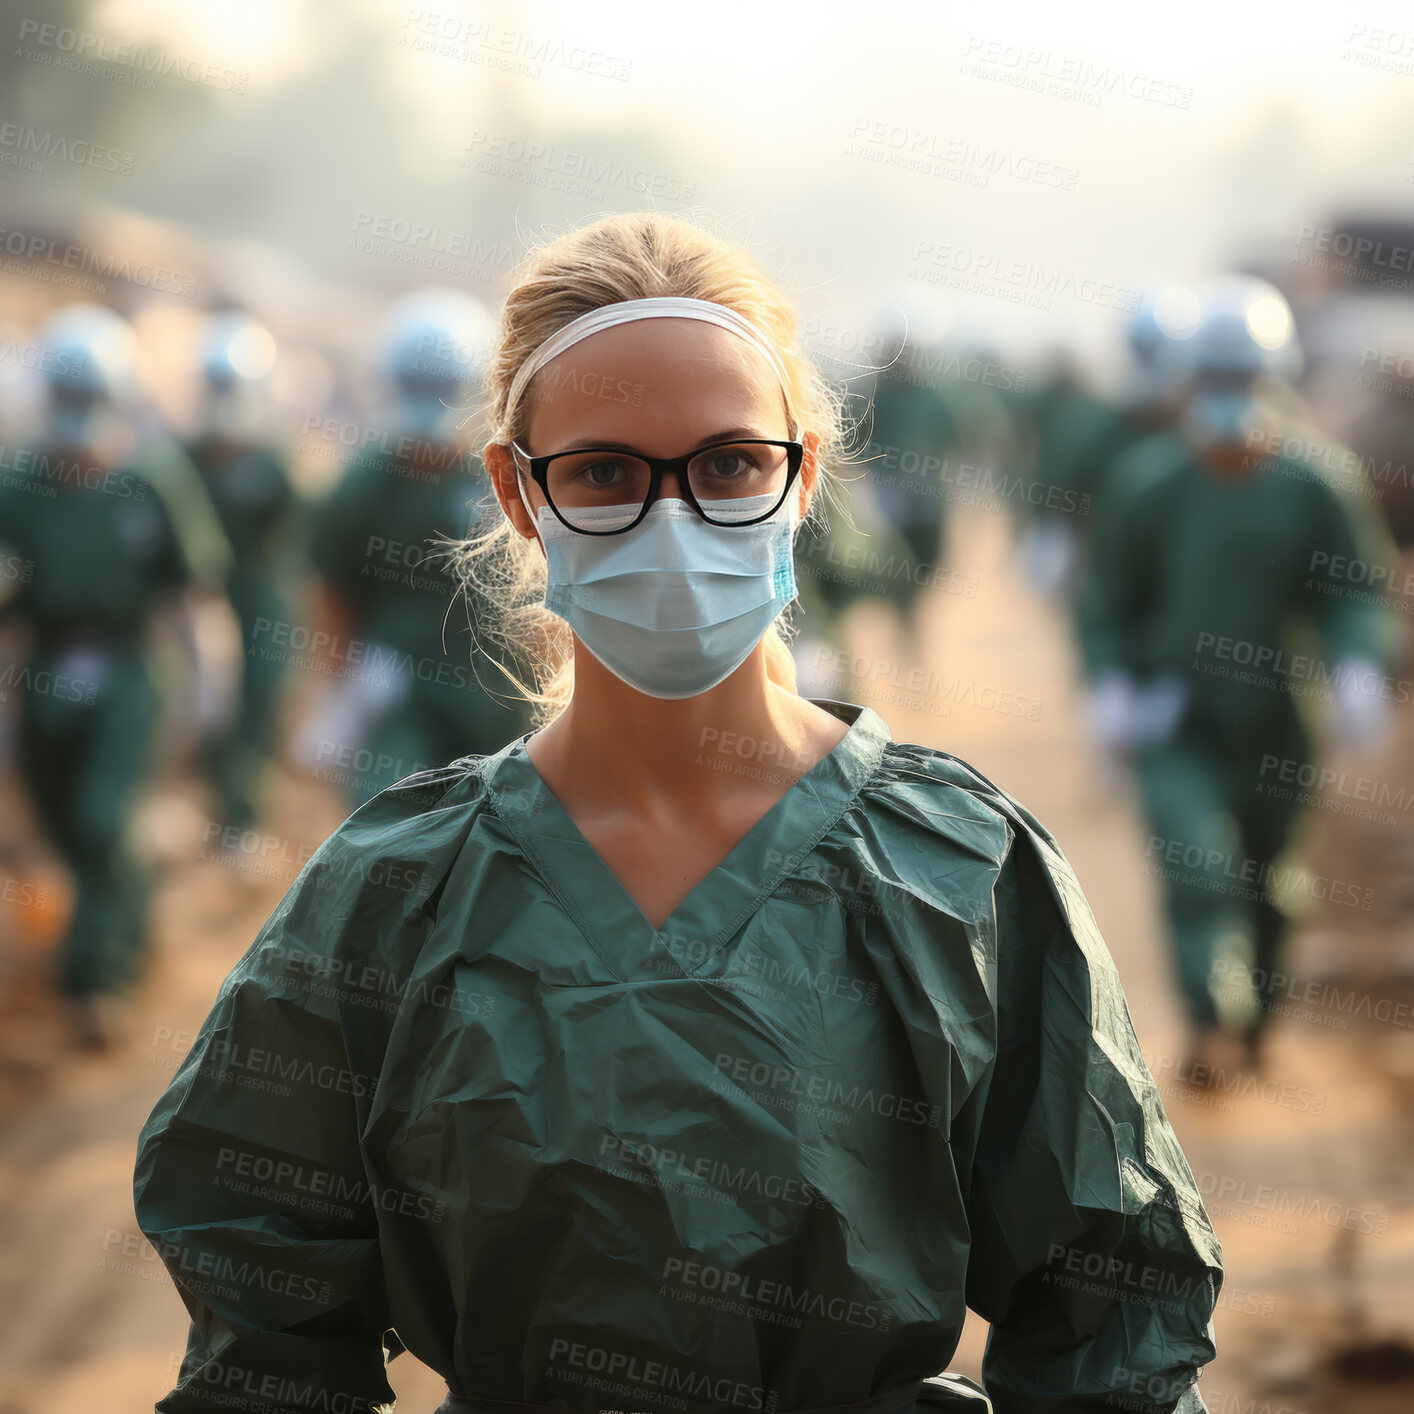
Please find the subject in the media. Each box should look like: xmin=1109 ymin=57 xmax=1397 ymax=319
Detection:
xmin=508 ymin=442 xmax=546 ymax=549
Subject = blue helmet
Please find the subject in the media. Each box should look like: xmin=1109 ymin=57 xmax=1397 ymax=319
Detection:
xmin=1122 ymin=280 xmax=1201 ymax=410
xmin=200 ymin=311 xmax=277 ymax=389
xmin=376 ymin=288 xmax=495 ymax=443
xmin=197 ymin=311 xmax=278 ymax=441
xmin=1185 ymin=274 xmax=1302 ymax=384
xmin=35 ymin=303 xmax=141 ymax=448
xmin=1179 ymin=275 xmax=1302 ymax=455
xmin=1128 ymin=281 xmax=1201 ymax=362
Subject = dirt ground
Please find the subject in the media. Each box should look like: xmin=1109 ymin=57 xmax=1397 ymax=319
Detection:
xmin=1 ymin=502 xmax=1411 ymax=1414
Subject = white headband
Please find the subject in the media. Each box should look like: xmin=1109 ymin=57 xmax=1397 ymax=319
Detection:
xmin=504 ymin=295 xmax=794 ymax=433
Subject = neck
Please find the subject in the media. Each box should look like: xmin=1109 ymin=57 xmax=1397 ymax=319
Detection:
xmin=1198 ymin=445 xmax=1266 ymax=480
xmin=529 ymin=647 xmax=822 ymax=812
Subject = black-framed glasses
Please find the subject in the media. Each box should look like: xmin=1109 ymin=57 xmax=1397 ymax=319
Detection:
xmin=510 ymin=436 xmax=805 ymax=535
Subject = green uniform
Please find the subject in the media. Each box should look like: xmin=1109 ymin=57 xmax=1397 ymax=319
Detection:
xmin=1077 ymin=427 xmax=1404 ymax=1031
xmin=864 ymin=368 xmax=960 ymax=602
xmin=1048 ymin=405 xmax=1157 ymax=547
xmin=185 ymin=437 xmax=302 ymax=832
xmin=0 ymin=438 xmax=230 ymax=996
xmin=792 ymin=363 xmax=976 ymax=678
xmin=309 ymin=450 xmax=531 ymax=805
xmin=1038 ymin=404 xmax=1174 ymax=623
xmin=934 ymin=354 xmax=1019 ymax=486
xmin=1013 ymin=376 xmax=1113 ymax=527
xmin=134 ymin=698 xmax=1221 ymax=1414
xmin=794 ymin=476 xmax=923 ymax=626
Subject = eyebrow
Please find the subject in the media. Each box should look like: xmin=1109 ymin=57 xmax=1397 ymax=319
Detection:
xmin=555 ymin=426 xmax=769 ymax=454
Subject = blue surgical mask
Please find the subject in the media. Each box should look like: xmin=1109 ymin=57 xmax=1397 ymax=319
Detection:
xmin=534 ymin=489 xmax=801 ymax=699
xmin=1180 ymin=389 xmax=1265 ymax=455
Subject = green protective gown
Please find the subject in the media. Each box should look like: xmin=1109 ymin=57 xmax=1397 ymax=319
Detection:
xmin=793 ymin=475 xmax=928 ymax=628
xmin=185 ymin=437 xmax=303 ymax=832
xmin=1076 ymin=427 xmax=1405 ymax=1031
xmin=863 ymin=368 xmax=959 ymax=594
xmin=1044 ymin=405 xmax=1160 ymax=556
xmin=1045 ymin=404 xmax=1142 ymax=519
xmin=1012 ymin=377 xmax=1114 ymax=533
xmin=1019 ymin=404 xmax=1176 ymax=631
xmin=933 ymin=355 xmax=1020 ymax=486
xmin=0 ymin=437 xmax=230 ymax=996
xmin=133 ymin=698 xmax=1222 ymax=1414
xmin=309 ymin=450 xmax=532 ymax=806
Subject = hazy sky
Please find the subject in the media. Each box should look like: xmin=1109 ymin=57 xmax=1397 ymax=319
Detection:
xmin=60 ymin=0 xmax=1414 ymax=369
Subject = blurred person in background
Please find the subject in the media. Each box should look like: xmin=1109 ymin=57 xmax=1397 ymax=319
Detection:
xmin=927 ymin=294 xmax=1020 ymax=497
xmin=792 ymin=288 xmax=976 ymax=697
xmin=856 ymin=288 xmax=960 ymax=611
xmin=1015 ymin=281 xmax=1200 ymax=608
xmin=300 ymin=286 xmax=532 ymax=806
xmin=0 ymin=303 xmax=235 ymax=1049
xmin=789 ymin=299 xmax=912 ymax=699
xmin=183 ymin=310 xmax=303 ymax=837
xmin=1076 ymin=274 xmax=1405 ymax=1078
xmin=788 ymin=464 xmax=917 ymax=700
xmin=1006 ymin=340 xmax=1112 ymax=579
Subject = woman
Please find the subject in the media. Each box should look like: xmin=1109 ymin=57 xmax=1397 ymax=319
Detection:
xmin=134 ymin=213 xmax=1222 ymax=1414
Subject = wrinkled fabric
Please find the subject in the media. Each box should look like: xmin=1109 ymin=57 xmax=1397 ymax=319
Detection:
xmin=134 ymin=698 xmax=1222 ymax=1414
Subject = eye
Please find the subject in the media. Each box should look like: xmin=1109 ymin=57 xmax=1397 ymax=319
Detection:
xmin=561 ymin=454 xmax=635 ymax=489
xmin=701 ymin=448 xmax=758 ymax=479
xmin=581 ymin=459 xmax=626 ymax=486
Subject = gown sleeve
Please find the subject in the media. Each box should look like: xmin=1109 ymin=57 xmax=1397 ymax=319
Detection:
xmin=958 ymin=779 xmax=1223 ymax=1414
xmin=132 ymin=766 xmax=483 ymax=1414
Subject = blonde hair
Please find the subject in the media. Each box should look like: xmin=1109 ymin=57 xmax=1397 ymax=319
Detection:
xmin=449 ymin=211 xmax=860 ymax=729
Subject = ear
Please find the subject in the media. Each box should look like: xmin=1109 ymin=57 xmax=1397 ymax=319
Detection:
xmin=797 ymin=428 xmax=822 ymax=519
xmin=482 ymin=441 xmax=540 ymax=544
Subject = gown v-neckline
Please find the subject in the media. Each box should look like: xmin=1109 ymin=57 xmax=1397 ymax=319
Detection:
xmin=479 ymin=698 xmax=892 ymax=981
